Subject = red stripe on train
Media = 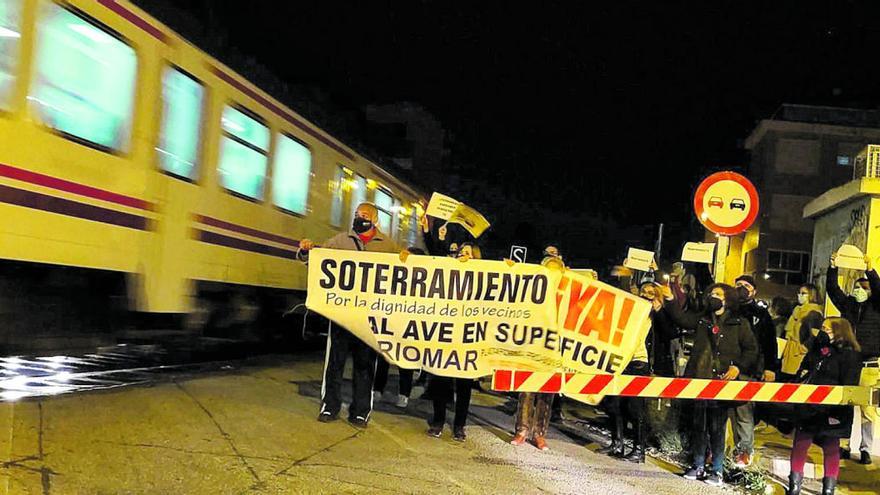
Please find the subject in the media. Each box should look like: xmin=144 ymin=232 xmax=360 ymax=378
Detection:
xmin=0 ymin=163 xmax=154 ymax=211
xmin=194 ymin=214 xmax=299 ymax=247
xmin=98 ymin=0 xmax=168 ymax=42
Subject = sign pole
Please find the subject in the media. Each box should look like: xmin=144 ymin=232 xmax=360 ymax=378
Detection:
xmin=714 ymin=235 xmax=729 ymax=283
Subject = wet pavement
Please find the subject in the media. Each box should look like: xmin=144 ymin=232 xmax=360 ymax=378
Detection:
xmin=0 ymin=344 xmax=238 ymax=401
xmin=0 ymin=351 xmax=736 ymax=495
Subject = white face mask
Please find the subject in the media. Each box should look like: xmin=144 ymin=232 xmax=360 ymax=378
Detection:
xmin=797 ymin=293 xmax=809 ymax=305
xmin=853 ymin=287 xmax=870 ymax=303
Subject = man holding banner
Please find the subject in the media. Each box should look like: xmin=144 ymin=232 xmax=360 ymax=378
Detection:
xmin=298 ymin=203 xmax=401 ymax=428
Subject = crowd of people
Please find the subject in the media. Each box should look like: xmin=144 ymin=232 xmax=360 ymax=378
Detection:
xmin=297 ymin=202 xmax=878 ymax=494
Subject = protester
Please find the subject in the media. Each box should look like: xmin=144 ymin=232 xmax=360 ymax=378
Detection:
xmin=297 ymin=203 xmax=401 ymax=428
xmin=787 ymin=317 xmax=863 ymax=495
xmin=730 ymin=274 xmax=779 ymax=467
xmin=644 ymin=282 xmax=678 ymax=377
xmin=427 ymin=242 xmax=479 ymax=441
xmin=371 ymin=247 xmax=427 ymax=409
xmin=770 ymin=296 xmax=794 ymax=338
xmin=671 ymin=262 xmax=699 ymax=311
xmin=780 ymin=284 xmax=823 ymax=381
xmin=599 ymin=281 xmax=664 ymax=463
xmin=510 ymin=253 xmax=566 ymax=451
xmin=665 ymin=284 xmax=758 ymax=487
xmin=826 ymin=253 xmax=879 ymax=465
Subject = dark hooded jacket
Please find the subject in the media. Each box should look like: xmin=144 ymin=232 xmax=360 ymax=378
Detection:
xmin=665 ymin=302 xmax=758 ymax=380
xmin=793 ymin=336 xmax=862 ymax=438
xmin=826 ymin=265 xmax=880 ymax=358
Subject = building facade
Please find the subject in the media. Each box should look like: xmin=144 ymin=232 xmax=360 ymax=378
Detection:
xmin=742 ymin=104 xmax=880 ymax=297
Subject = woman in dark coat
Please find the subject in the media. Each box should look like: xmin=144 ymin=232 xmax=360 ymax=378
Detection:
xmin=664 ymin=283 xmax=758 ymax=487
xmin=787 ymin=317 xmax=862 ymax=495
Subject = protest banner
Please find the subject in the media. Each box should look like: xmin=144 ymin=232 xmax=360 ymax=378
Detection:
xmin=305 ymin=249 xmax=652 ymax=398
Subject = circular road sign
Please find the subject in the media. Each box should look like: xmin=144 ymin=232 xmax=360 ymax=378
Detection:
xmin=693 ymin=171 xmax=759 ymax=236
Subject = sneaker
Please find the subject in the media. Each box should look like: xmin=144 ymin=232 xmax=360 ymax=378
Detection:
xmin=683 ymin=467 xmax=705 ymax=481
xmin=372 ymin=390 xmax=383 ymax=403
xmin=510 ymin=431 xmax=528 ymax=446
xmin=427 ymin=424 xmax=443 ymax=438
xmin=453 ymin=426 xmax=467 ymax=442
xmin=703 ymin=472 xmax=723 ymax=487
xmin=395 ymin=395 xmax=409 ymax=408
xmin=840 ymin=447 xmax=851 ymax=460
xmin=734 ymin=452 xmax=752 ymax=468
xmin=317 ymin=411 xmax=338 ymax=423
xmin=348 ymin=416 xmax=368 ymax=428
xmin=533 ymin=436 xmax=549 ymax=451
xmin=860 ymin=450 xmax=873 ymax=465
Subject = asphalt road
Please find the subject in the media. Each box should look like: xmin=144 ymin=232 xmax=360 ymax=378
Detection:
xmin=0 ymin=351 xmax=738 ymax=494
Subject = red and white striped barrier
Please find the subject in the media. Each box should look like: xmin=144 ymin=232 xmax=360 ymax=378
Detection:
xmin=491 ymin=370 xmax=879 ymax=406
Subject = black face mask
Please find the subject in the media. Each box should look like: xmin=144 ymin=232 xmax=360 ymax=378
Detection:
xmin=815 ymin=330 xmax=831 ymax=348
xmin=707 ymin=297 xmax=724 ymax=313
xmin=736 ymin=285 xmax=751 ymax=303
xmin=352 ymin=217 xmax=373 ymax=234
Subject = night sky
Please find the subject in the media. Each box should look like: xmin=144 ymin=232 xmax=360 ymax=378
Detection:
xmin=139 ymin=0 xmax=880 ymax=260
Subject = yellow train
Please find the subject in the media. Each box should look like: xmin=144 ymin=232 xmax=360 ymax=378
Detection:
xmin=0 ymin=0 xmax=424 ymax=350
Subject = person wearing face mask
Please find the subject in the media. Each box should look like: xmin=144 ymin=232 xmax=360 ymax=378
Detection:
xmin=826 ymin=253 xmax=879 ymax=465
xmin=664 ymin=284 xmax=758 ymax=487
xmin=780 ymin=284 xmax=823 ymax=381
xmin=787 ymin=317 xmax=862 ymax=495
xmin=729 ymin=275 xmax=779 ymax=468
xmin=297 ymin=203 xmax=402 ymax=428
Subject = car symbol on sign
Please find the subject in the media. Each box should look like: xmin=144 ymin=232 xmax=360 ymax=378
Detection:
xmin=729 ymin=198 xmax=746 ymax=211
xmin=708 ymin=196 xmax=724 ymax=208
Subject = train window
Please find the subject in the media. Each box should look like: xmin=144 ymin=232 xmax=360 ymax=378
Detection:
xmin=272 ymin=134 xmax=311 ymax=215
xmin=157 ymin=67 xmax=204 ymax=180
xmin=329 ymin=166 xmax=345 ymax=227
xmin=30 ymin=2 xmax=137 ymax=150
xmin=407 ymin=208 xmax=420 ymax=246
xmin=218 ymin=105 xmax=269 ymax=200
xmin=350 ymin=174 xmax=367 ymax=221
xmin=0 ymin=0 xmax=21 ymax=110
xmin=374 ymin=188 xmax=393 ymax=233
xmin=391 ymin=198 xmax=401 ymax=240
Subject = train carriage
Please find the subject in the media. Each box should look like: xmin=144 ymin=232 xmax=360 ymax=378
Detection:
xmin=0 ymin=0 xmax=424 ymax=351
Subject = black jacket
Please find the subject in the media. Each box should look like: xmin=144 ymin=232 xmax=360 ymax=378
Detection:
xmin=827 ymin=266 xmax=880 ymax=358
xmin=739 ymin=300 xmax=780 ymax=375
xmin=794 ymin=340 xmax=862 ymax=438
xmin=647 ymin=308 xmax=678 ymax=377
xmin=665 ymin=303 xmax=759 ymax=380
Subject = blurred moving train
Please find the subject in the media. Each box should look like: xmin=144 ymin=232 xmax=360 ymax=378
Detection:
xmin=0 ymin=0 xmax=425 ymax=352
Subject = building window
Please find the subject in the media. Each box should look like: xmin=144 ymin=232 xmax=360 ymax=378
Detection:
xmin=374 ymin=187 xmax=394 ymax=234
xmin=766 ymin=249 xmax=810 ymax=286
xmin=217 ymin=105 xmax=269 ymax=200
xmin=157 ymin=67 xmax=204 ymax=180
xmin=0 ymin=0 xmax=21 ymax=110
xmin=30 ymin=2 xmax=137 ymax=150
xmin=837 ymin=155 xmax=851 ymax=166
xmin=271 ymin=134 xmax=311 ymax=215
xmin=329 ymin=166 xmax=346 ymax=227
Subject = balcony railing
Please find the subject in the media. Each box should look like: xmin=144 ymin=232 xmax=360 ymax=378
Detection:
xmin=854 ymin=145 xmax=880 ymax=179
